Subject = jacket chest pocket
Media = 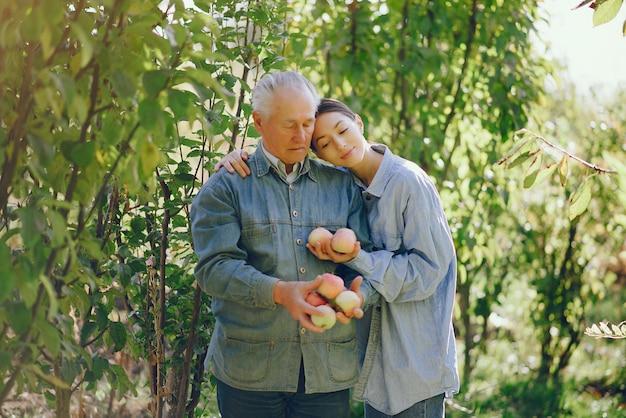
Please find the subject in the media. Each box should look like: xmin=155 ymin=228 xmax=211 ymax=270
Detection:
xmin=240 ymin=223 xmax=277 ymax=274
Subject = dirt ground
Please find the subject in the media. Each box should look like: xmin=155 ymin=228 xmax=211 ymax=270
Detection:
xmin=0 ymin=389 xmax=151 ymax=418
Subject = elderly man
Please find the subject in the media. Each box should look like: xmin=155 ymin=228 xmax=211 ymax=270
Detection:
xmin=190 ymin=71 xmax=375 ymax=418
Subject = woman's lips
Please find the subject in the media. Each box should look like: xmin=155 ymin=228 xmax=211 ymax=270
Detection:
xmin=341 ymin=148 xmax=354 ymax=160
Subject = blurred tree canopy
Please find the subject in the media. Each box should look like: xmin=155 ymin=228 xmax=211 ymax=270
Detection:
xmin=1 ymin=0 xmax=624 ymax=417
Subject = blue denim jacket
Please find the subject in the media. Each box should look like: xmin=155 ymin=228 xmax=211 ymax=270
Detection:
xmin=347 ymin=145 xmax=460 ymax=415
xmin=190 ymin=146 xmax=375 ymax=394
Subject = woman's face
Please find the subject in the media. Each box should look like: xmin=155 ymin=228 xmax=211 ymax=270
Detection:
xmin=311 ymin=111 xmax=365 ymax=168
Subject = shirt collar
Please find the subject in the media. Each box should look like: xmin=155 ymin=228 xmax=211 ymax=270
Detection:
xmin=356 ymin=143 xmax=392 ymax=198
xmin=260 ymin=141 xmax=303 ymax=183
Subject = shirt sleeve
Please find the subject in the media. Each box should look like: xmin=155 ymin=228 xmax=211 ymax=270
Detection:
xmin=190 ymin=177 xmax=279 ymax=309
xmin=345 ymin=181 xmax=456 ymax=303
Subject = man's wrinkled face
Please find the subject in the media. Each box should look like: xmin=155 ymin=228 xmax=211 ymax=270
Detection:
xmin=253 ymin=86 xmax=317 ymax=170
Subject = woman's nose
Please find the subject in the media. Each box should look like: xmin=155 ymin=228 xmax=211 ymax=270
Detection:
xmin=335 ymin=137 xmax=348 ymax=148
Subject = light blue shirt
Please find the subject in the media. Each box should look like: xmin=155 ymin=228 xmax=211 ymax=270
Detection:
xmin=347 ymin=145 xmax=460 ymax=414
xmin=190 ymin=145 xmax=376 ymax=394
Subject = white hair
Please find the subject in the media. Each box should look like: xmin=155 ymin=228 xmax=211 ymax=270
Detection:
xmin=251 ymin=71 xmax=320 ymax=119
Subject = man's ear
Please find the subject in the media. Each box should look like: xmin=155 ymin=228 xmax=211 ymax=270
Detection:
xmin=252 ymin=111 xmax=263 ymax=133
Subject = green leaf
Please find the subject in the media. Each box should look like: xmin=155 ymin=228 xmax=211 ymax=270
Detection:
xmin=139 ymin=137 xmax=161 ymax=178
xmin=110 ymin=69 xmax=137 ymax=101
xmin=40 ymin=274 xmax=59 ymax=321
xmin=0 ymin=351 xmax=12 ymax=371
xmin=7 ymin=301 xmax=32 ymax=335
xmin=533 ymin=163 xmax=557 ymax=187
xmin=60 ymin=140 xmax=96 ymax=169
xmin=80 ymin=321 xmax=97 ymax=346
xmin=18 ymin=206 xmax=47 ymax=248
xmin=50 ymin=73 xmax=76 ymax=106
xmin=593 ymin=0 xmax=622 ymax=26
xmin=167 ymin=89 xmax=191 ymax=119
xmin=174 ymin=173 xmax=196 ymax=184
xmin=109 ymin=321 xmax=127 ymax=352
xmin=143 ymin=70 xmax=170 ymax=97
xmin=92 ymin=356 xmax=109 ymax=380
xmin=522 ymin=155 xmax=542 ymax=188
xmin=95 ymin=304 xmax=110 ymax=330
xmin=569 ymin=178 xmax=592 ymax=220
xmin=48 ymin=210 xmax=68 ymax=249
xmin=558 ymin=156 xmax=568 ymax=186
xmin=138 ymin=100 xmax=162 ymax=130
xmin=70 ymin=21 xmax=94 ymax=68
xmin=36 ymin=321 xmax=61 ymax=359
xmin=0 ymin=243 xmax=15 ymax=304
xmin=504 ymin=151 xmax=530 ymax=170
xmin=110 ymin=364 xmax=138 ymax=396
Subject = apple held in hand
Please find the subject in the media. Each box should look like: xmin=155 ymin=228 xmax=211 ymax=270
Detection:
xmin=331 ymin=228 xmax=357 ymax=254
xmin=311 ymin=304 xmax=337 ymax=329
xmin=334 ymin=290 xmax=361 ymax=314
xmin=317 ymin=273 xmax=346 ymax=300
xmin=308 ymin=227 xmax=333 ymax=247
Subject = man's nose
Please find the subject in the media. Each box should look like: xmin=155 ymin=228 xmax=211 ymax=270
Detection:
xmin=294 ymin=125 xmax=307 ymax=141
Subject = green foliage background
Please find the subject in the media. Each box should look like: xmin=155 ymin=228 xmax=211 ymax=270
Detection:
xmin=0 ymin=0 xmax=624 ymax=417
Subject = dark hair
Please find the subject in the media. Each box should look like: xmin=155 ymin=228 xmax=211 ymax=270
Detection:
xmin=316 ymin=98 xmax=356 ymax=120
xmin=312 ymin=99 xmax=357 ymax=151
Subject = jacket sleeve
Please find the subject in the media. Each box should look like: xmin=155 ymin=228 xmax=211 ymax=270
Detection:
xmin=345 ymin=180 xmax=456 ymax=303
xmin=190 ymin=176 xmax=279 ymax=309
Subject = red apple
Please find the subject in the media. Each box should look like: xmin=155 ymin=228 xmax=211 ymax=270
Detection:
xmin=331 ymin=228 xmax=357 ymax=253
xmin=305 ymin=291 xmax=328 ymax=307
xmin=334 ymin=290 xmax=361 ymax=313
xmin=311 ymin=304 xmax=337 ymax=329
xmin=308 ymin=227 xmax=333 ymax=247
xmin=317 ymin=273 xmax=346 ymax=300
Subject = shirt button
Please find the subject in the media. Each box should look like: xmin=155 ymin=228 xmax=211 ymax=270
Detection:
xmin=289 ymin=184 xmax=294 ymax=190
xmin=299 ymin=267 xmax=306 ymax=274
xmin=296 ymin=239 xmax=303 ymax=245
xmin=292 ymin=210 xmax=298 ymax=217
xmin=300 ymin=328 xmax=306 ymax=334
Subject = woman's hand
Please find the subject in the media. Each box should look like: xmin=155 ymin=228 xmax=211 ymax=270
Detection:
xmin=306 ymin=239 xmax=361 ymax=263
xmin=336 ymin=276 xmax=365 ymax=325
xmin=214 ymin=149 xmax=251 ymax=178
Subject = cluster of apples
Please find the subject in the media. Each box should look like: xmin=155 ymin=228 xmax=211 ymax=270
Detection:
xmin=306 ymin=273 xmax=361 ymax=330
xmin=307 ymin=226 xmax=357 ymax=254
xmin=306 ymin=227 xmax=360 ymax=330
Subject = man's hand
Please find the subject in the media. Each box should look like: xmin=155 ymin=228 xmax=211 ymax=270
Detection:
xmin=273 ymin=276 xmax=328 ymax=333
xmin=336 ymin=275 xmax=364 ymax=325
xmin=214 ymin=149 xmax=251 ymax=178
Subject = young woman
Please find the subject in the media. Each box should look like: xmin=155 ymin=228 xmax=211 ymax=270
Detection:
xmin=217 ymin=98 xmax=460 ymax=417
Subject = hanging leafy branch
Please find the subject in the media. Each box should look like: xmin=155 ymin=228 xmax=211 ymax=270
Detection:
xmin=498 ymin=128 xmax=616 ymax=220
